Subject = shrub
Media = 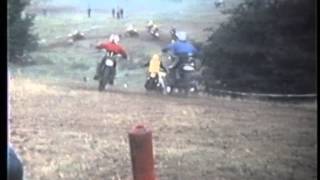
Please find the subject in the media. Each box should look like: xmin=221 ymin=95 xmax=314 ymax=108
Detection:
xmin=8 ymin=0 xmax=38 ymax=63
xmin=202 ymin=0 xmax=316 ymax=94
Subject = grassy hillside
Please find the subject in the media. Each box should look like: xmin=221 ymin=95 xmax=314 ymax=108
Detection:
xmin=10 ymin=1 xmax=230 ymax=91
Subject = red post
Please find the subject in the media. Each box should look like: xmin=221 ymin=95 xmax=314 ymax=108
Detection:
xmin=128 ymin=125 xmax=156 ymax=180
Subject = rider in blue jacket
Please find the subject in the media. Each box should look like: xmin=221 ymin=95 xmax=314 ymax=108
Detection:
xmin=162 ymin=31 xmax=198 ymax=56
xmin=162 ymin=31 xmax=198 ymax=79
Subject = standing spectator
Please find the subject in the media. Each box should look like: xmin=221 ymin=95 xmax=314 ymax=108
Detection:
xmin=87 ymin=7 xmax=91 ymax=18
xmin=120 ymin=8 xmax=124 ymax=19
xmin=42 ymin=8 xmax=47 ymax=16
xmin=112 ymin=8 xmax=115 ymax=18
xmin=116 ymin=10 xmax=120 ymax=19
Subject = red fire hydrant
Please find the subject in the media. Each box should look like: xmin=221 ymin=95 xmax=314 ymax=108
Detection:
xmin=128 ymin=125 xmax=156 ymax=180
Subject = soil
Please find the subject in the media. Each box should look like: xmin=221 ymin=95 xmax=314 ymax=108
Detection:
xmin=9 ymin=77 xmax=317 ymax=180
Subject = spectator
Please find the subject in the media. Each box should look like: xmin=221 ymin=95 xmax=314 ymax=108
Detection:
xmin=87 ymin=7 xmax=91 ymax=18
xmin=116 ymin=10 xmax=120 ymax=19
xmin=42 ymin=8 xmax=47 ymax=16
xmin=120 ymin=8 xmax=124 ymax=19
xmin=112 ymin=8 xmax=115 ymax=18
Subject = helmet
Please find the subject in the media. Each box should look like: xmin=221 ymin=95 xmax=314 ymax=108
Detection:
xmin=127 ymin=24 xmax=133 ymax=29
xmin=126 ymin=24 xmax=134 ymax=31
xmin=147 ymin=20 xmax=154 ymax=26
xmin=170 ymin=27 xmax=176 ymax=33
xmin=109 ymin=34 xmax=120 ymax=44
xmin=176 ymin=31 xmax=187 ymax=41
xmin=151 ymin=54 xmax=160 ymax=61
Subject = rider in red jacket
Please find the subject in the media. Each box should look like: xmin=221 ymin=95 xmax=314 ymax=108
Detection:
xmin=94 ymin=34 xmax=128 ymax=80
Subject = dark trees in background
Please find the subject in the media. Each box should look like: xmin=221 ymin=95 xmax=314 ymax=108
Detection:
xmin=8 ymin=0 xmax=38 ymax=63
xmin=202 ymin=0 xmax=316 ymax=94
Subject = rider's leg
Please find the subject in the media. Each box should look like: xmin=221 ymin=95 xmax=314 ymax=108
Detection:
xmin=94 ymin=63 xmax=100 ymax=80
xmin=94 ymin=60 xmax=104 ymax=80
xmin=158 ymin=73 xmax=165 ymax=88
xmin=175 ymin=60 xmax=183 ymax=80
xmin=110 ymin=62 xmax=117 ymax=85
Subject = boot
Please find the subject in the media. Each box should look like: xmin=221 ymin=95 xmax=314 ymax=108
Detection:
xmin=175 ymin=69 xmax=181 ymax=80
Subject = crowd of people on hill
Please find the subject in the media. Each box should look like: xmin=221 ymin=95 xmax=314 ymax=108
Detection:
xmin=112 ymin=7 xmax=124 ymax=19
xmin=87 ymin=6 xmax=125 ymax=19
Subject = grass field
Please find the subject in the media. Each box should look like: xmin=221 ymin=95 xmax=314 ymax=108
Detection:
xmin=10 ymin=0 xmax=229 ymax=91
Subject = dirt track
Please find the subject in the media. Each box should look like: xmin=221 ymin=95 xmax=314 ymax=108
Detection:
xmin=10 ymin=77 xmax=317 ymax=180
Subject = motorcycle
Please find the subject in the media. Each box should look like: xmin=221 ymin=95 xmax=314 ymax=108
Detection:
xmin=98 ymin=52 xmax=117 ymax=91
xmin=147 ymin=25 xmax=160 ymax=39
xmin=144 ymin=71 xmax=169 ymax=94
xmin=125 ymin=30 xmax=139 ymax=37
xmin=165 ymin=54 xmax=203 ymax=95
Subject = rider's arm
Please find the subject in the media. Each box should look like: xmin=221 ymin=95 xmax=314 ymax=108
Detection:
xmin=143 ymin=61 xmax=150 ymax=67
xmin=162 ymin=43 xmax=174 ymax=53
xmin=118 ymin=45 xmax=128 ymax=59
xmin=95 ymin=44 xmax=102 ymax=49
xmin=190 ymin=43 xmax=199 ymax=56
xmin=160 ymin=62 xmax=167 ymax=72
xmin=193 ymin=48 xmax=199 ymax=56
xmin=95 ymin=41 xmax=106 ymax=49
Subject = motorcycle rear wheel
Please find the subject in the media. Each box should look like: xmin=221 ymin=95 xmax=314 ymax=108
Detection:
xmin=98 ymin=67 xmax=114 ymax=91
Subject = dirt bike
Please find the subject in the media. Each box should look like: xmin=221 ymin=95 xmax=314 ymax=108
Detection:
xmin=147 ymin=26 xmax=160 ymax=39
xmin=165 ymin=54 xmax=203 ymax=95
xmin=144 ymin=71 xmax=169 ymax=95
xmin=125 ymin=30 xmax=139 ymax=37
xmin=98 ymin=52 xmax=117 ymax=91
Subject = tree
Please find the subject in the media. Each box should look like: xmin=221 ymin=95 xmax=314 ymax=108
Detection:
xmin=8 ymin=0 xmax=38 ymax=63
xmin=202 ymin=0 xmax=316 ymax=94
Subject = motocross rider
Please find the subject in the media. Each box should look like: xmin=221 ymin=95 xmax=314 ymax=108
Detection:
xmin=94 ymin=34 xmax=128 ymax=82
xmin=146 ymin=20 xmax=159 ymax=35
xmin=161 ymin=31 xmax=198 ymax=80
xmin=144 ymin=54 xmax=167 ymax=89
xmin=126 ymin=24 xmax=138 ymax=36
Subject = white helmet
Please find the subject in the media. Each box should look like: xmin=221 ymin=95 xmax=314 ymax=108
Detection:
xmin=126 ymin=24 xmax=134 ymax=31
xmin=147 ymin=20 xmax=154 ymax=26
xmin=176 ymin=31 xmax=187 ymax=41
xmin=109 ymin=34 xmax=120 ymax=44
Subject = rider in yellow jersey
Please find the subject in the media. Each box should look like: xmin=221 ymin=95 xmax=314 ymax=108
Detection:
xmin=145 ymin=54 xmax=167 ymax=87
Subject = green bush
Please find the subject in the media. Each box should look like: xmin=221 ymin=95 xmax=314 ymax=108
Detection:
xmin=8 ymin=0 xmax=38 ymax=63
xmin=203 ymin=0 xmax=316 ymax=94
